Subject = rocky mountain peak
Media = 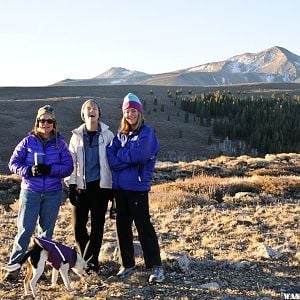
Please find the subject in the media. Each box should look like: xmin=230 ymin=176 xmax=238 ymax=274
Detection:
xmin=53 ymin=46 xmax=300 ymax=86
xmin=94 ymin=67 xmax=147 ymax=79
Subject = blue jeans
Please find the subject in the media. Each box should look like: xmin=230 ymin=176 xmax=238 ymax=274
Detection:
xmin=8 ymin=189 xmax=62 ymax=265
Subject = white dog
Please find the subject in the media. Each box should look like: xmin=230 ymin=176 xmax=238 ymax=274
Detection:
xmin=3 ymin=237 xmax=88 ymax=298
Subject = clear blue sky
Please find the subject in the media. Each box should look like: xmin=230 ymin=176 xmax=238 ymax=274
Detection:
xmin=0 ymin=0 xmax=299 ymax=86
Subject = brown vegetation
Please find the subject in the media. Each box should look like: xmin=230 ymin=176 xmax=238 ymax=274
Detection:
xmin=0 ymin=153 xmax=299 ymax=299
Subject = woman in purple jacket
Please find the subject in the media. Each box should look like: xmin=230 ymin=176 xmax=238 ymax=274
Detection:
xmin=106 ymin=93 xmax=164 ymax=283
xmin=3 ymin=105 xmax=73 ymax=281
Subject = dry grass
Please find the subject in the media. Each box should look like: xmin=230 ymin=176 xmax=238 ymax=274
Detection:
xmin=151 ymin=173 xmax=300 ymax=208
xmin=0 ymin=153 xmax=299 ymax=299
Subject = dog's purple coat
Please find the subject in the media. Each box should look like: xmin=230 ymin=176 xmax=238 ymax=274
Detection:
xmin=35 ymin=237 xmax=76 ymax=270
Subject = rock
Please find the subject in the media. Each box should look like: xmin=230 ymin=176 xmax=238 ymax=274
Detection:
xmin=161 ymin=250 xmax=191 ymax=273
xmin=199 ymin=282 xmax=220 ymax=289
xmin=255 ymin=244 xmax=283 ymax=259
xmin=108 ymin=241 xmax=144 ymax=262
xmin=99 ymin=241 xmax=118 ymax=261
xmin=233 ymin=261 xmax=251 ymax=271
xmin=233 ymin=192 xmax=259 ymax=202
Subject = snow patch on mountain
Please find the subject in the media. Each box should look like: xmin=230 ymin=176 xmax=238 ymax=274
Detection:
xmin=110 ymin=79 xmax=125 ymax=84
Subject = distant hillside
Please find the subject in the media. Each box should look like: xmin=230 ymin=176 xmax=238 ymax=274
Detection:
xmin=1 ymin=83 xmax=300 ymax=174
xmin=0 ymin=85 xmax=216 ymax=174
xmin=53 ymin=46 xmax=300 ymax=86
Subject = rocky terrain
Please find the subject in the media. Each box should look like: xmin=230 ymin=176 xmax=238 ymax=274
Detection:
xmin=0 ymin=153 xmax=299 ymax=299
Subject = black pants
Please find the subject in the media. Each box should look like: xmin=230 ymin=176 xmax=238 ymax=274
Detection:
xmin=72 ymin=181 xmax=110 ymax=266
xmin=115 ymin=190 xmax=162 ymax=269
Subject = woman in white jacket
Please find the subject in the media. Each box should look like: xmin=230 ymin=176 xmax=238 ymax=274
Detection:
xmin=65 ymin=99 xmax=114 ymax=273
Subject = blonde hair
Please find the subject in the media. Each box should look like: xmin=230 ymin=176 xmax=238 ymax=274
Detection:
xmin=119 ymin=112 xmax=144 ymax=134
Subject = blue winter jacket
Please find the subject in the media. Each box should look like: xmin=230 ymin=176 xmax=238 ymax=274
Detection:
xmin=8 ymin=133 xmax=73 ymax=192
xmin=106 ymin=124 xmax=160 ymax=192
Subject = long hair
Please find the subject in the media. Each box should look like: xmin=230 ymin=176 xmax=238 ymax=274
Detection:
xmin=119 ymin=112 xmax=145 ymax=134
xmin=30 ymin=118 xmax=58 ymax=148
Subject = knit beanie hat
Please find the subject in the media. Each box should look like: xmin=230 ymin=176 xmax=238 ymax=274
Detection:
xmin=122 ymin=93 xmax=143 ymax=114
xmin=81 ymin=99 xmax=101 ymax=121
xmin=36 ymin=105 xmax=56 ymax=121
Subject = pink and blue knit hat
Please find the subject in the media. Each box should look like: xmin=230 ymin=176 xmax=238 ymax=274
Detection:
xmin=122 ymin=93 xmax=143 ymax=114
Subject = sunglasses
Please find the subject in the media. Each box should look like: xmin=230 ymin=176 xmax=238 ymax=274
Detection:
xmin=38 ymin=119 xmax=55 ymax=124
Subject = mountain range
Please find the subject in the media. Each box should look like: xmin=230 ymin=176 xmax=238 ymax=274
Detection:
xmin=53 ymin=46 xmax=300 ymax=86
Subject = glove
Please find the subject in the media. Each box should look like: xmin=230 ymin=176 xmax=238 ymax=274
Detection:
xmin=37 ymin=164 xmax=51 ymax=176
xmin=31 ymin=164 xmax=51 ymax=176
xmin=68 ymin=184 xmax=79 ymax=206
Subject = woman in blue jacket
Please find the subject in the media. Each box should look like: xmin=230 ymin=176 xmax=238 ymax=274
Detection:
xmin=3 ymin=105 xmax=73 ymax=281
xmin=106 ymin=93 xmax=164 ymax=283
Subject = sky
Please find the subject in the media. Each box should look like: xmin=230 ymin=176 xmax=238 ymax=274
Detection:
xmin=0 ymin=0 xmax=299 ymax=87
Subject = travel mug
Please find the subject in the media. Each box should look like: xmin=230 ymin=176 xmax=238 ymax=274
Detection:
xmin=34 ymin=152 xmax=45 ymax=165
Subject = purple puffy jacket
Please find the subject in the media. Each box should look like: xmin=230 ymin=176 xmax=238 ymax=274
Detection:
xmin=8 ymin=133 xmax=73 ymax=192
xmin=106 ymin=124 xmax=160 ymax=192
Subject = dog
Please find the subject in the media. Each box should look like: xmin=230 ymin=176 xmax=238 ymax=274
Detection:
xmin=3 ymin=237 xmax=88 ymax=298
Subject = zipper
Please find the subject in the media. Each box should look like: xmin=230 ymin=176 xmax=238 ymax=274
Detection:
xmin=82 ymin=142 xmax=86 ymax=189
xmin=42 ymin=144 xmax=46 ymax=192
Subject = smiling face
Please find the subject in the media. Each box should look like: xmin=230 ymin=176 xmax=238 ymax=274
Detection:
xmin=36 ymin=113 xmax=55 ymax=138
xmin=82 ymin=101 xmax=100 ymax=124
xmin=123 ymin=107 xmax=140 ymax=130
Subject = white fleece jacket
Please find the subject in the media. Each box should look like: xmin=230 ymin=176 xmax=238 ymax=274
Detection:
xmin=65 ymin=122 xmax=114 ymax=189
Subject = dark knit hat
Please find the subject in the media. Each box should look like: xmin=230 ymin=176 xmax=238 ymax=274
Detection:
xmin=36 ymin=105 xmax=56 ymax=121
xmin=122 ymin=93 xmax=143 ymax=114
